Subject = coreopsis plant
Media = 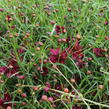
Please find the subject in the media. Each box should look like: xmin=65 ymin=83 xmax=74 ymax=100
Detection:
xmin=0 ymin=0 xmax=109 ymax=109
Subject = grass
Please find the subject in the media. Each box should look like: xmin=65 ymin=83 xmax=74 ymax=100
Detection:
xmin=0 ymin=0 xmax=109 ymax=109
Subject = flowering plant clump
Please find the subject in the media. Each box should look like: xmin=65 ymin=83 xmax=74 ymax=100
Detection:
xmin=0 ymin=0 xmax=109 ymax=109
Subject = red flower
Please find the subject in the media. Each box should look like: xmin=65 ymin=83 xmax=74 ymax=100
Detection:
xmin=68 ymin=41 xmax=82 ymax=55
xmin=49 ymin=55 xmax=58 ymax=63
xmin=0 ymin=66 xmax=7 ymax=73
xmin=6 ymin=59 xmax=20 ymax=77
xmin=18 ymin=48 xmax=25 ymax=53
xmin=73 ymin=41 xmax=82 ymax=51
xmin=50 ymin=48 xmax=60 ymax=55
xmin=44 ymin=82 xmax=51 ymax=92
xmin=49 ymin=48 xmax=68 ymax=64
xmin=76 ymin=59 xmax=85 ymax=68
xmin=68 ymin=41 xmax=85 ymax=68
xmin=41 ymin=67 xmax=49 ymax=76
xmin=1 ymin=59 xmax=20 ymax=78
xmin=93 ymin=48 xmax=104 ymax=56
xmin=55 ymin=25 xmax=66 ymax=34
xmin=72 ymin=51 xmax=84 ymax=60
xmin=0 ymin=93 xmax=12 ymax=109
xmin=55 ymin=84 xmax=62 ymax=90
xmin=6 ymin=15 xmax=13 ymax=22
xmin=59 ymin=51 xmax=68 ymax=64
xmin=66 ymin=36 xmax=71 ymax=46
xmin=49 ymin=48 xmax=60 ymax=63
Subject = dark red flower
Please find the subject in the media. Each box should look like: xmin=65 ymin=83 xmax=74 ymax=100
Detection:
xmin=55 ymin=25 xmax=66 ymax=34
xmin=49 ymin=48 xmax=68 ymax=64
xmin=10 ymin=25 xmax=16 ymax=29
xmin=59 ymin=51 xmax=68 ymax=64
xmin=68 ymin=41 xmax=85 ymax=68
xmin=0 ymin=67 xmax=7 ymax=73
xmin=44 ymin=82 xmax=51 ymax=92
xmin=41 ymin=67 xmax=49 ymax=76
xmin=92 ymin=91 xmax=97 ymax=96
xmin=93 ymin=48 xmax=105 ymax=56
xmin=6 ymin=15 xmax=13 ymax=22
xmin=18 ymin=48 xmax=25 ymax=53
xmin=49 ymin=55 xmax=58 ymax=63
xmin=6 ymin=59 xmax=20 ymax=77
xmin=0 ymin=93 xmax=12 ymax=109
xmin=68 ymin=41 xmax=82 ymax=55
xmin=55 ymin=84 xmax=62 ymax=90
xmin=72 ymin=51 xmax=84 ymax=60
xmin=0 ymin=59 xmax=21 ymax=78
xmin=1 ymin=59 xmax=20 ymax=78
xmin=49 ymin=48 xmax=60 ymax=63
xmin=76 ymin=59 xmax=85 ymax=68
xmin=54 ymin=84 xmax=62 ymax=97
xmin=66 ymin=36 xmax=71 ymax=46
xmin=72 ymin=41 xmax=82 ymax=51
